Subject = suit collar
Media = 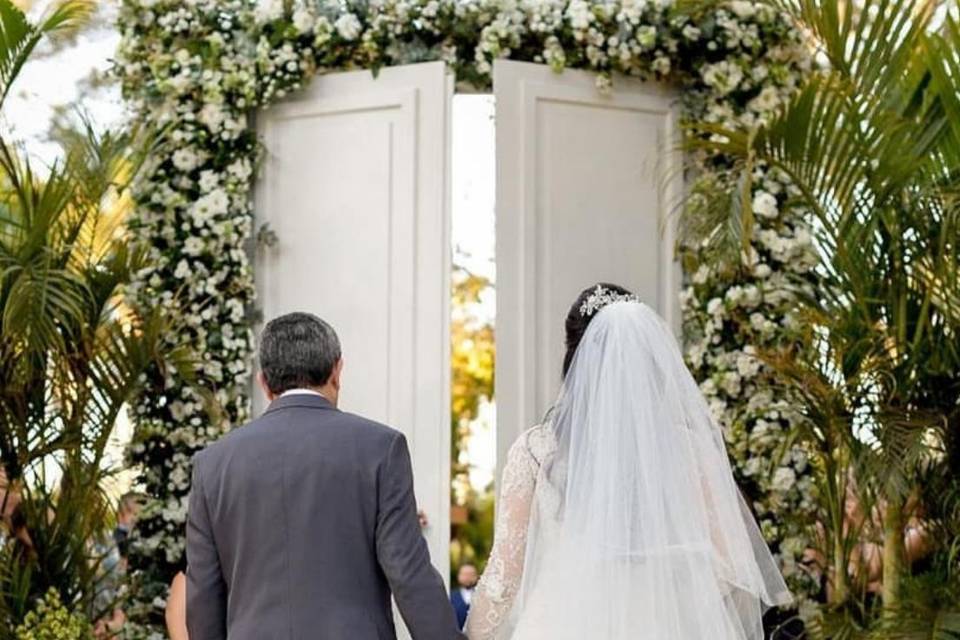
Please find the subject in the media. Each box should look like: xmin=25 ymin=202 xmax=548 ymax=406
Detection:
xmin=264 ymin=393 xmax=336 ymax=415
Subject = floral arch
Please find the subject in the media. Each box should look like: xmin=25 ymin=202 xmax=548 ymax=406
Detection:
xmin=115 ymin=0 xmax=820 ymax=631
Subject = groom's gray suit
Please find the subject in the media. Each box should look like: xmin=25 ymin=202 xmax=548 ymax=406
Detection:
xmin=186 ymin=392 xmax=463 ymax=640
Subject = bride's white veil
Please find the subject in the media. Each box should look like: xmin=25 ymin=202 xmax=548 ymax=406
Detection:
xmin=514 ymin=300 xmax=791 ymax=639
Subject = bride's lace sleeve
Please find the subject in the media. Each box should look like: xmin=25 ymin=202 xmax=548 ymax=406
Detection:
xmin=464 ymin=430 xmax=540 ymax=640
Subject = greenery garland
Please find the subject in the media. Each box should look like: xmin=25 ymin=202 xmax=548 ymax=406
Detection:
xmin=115 ymin=0 xmax=819 ymax=631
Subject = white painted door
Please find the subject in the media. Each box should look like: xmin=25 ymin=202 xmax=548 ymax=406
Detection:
xmin=494 ymin=60 xmax=682 ymax=476
xmin=254 ymin=62 xmax=453 ymax=602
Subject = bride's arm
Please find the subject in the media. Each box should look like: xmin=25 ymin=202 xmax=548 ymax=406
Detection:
xmin=465 ymin=432 xmax=540 ymax=640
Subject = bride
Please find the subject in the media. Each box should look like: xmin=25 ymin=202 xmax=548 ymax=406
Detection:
xmin=465 ymin=284 xmax=792 ymax=640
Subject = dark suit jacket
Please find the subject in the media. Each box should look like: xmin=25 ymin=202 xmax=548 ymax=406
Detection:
xmin=186 ymin=393 xmax=463 ymax=640
xmin=449 ymin=589 xmax=470 ymax=630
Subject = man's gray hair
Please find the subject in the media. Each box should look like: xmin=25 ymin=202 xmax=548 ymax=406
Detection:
xmin=258 ymin=312 xmax=341 ymax=395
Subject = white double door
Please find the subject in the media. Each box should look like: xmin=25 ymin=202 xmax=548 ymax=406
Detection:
xmin=254 ymin=59 xmax=680 ymax=599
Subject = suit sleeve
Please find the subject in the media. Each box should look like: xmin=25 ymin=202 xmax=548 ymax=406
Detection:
xmin=186 ymin=454 xmax=228 ymax=640
xmin=376 ymin=433 xmax=465 ymax=640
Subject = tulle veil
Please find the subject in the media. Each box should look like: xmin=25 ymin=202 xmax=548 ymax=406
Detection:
xmin=510 ymin=301 xmax=791 ymax=639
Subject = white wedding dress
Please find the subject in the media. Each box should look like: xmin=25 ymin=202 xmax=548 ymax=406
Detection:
xmin=465 ymin=301 xmax=792 ymax=640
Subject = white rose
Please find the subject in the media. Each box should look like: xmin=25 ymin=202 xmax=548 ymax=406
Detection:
xmin=199 ymin=103 xmax=226 ymax=132
xmin=636 ymin=25 xmax=656 ymax=49
xmin=701 ymin=60 xmax=744 ymax=96
xmin=772 ymin=467 xmax=797 ymax=493
xmin=742 ymin=284 xmax=761 ymax=308
xmin=736 ymin=352 xmax=761 ymax=378
xmin=707 ymin=297 xmax=724 ymax=316
xmin=292 ymin=8 xmax=316 ymax=34
xmin=565 ymin=0 xmax=592 ymax=30
xmin=700 ymin=378 xmax=718 ymax=397
xmin=682 ymin=25 xmax=701 ymax=41
xmin=335 ymin=13 xmax=362 ymax=40
xmin=748 ymin=86 xmax=780 ymax=113
xmin=227 ymin=159 xmax=253 ymax=181
xmin=725 ymin=285 xmax=744 ymax=305
xmin=752 ymin=191 xmax=779 ymax=219
xmin=729 ymin=1 xmax=757 ymax=18
xmin=753 ymin=262 xmax=772 ymax=278
xmin=254 ymin=0 xmax=284 ymax=24
xmin=693 ymin=265 xmax=712 ymax=284
xmin=721 ymin=371 xmax=742 ymax=396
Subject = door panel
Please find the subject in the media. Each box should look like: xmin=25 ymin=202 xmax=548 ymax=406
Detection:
xmin=255 ymin=63 xmax=453 ymax=608
xmin=495 ymin=60 xmax=682 ymax=478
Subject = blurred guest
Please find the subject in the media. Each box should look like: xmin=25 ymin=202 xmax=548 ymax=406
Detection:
xmin=450 ymin=563 xmax=478 ymax=630
xmin=0 ymin=468 xmax=21 ymax=534
xmin=166 ymin=566 xmax=189 ymax=640
xmin=113 ymin=492 xmax=142 ymax=562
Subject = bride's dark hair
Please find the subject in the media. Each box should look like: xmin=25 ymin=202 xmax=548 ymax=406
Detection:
xmin=563 ymin=282 xmax=634 ymax=378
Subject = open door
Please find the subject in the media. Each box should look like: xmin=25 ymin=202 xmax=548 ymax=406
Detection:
xmin=494 ymin=60 xmax=682 ymax=477
xmin=254 ymin=62 xmax=453 ymax=611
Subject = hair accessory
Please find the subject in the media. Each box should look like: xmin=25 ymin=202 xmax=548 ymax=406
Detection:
xmin=578 ymin=285 xmax=639 ymax=317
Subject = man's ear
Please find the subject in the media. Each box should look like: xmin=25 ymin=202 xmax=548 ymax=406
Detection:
xmin=329 ymin=358 xmax=344 ymax=391
xmin=257 ymin=371 xmax=277 ymax=402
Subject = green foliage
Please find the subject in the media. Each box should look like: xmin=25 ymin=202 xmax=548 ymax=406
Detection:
xmin=14 ymin=589 xmax=93 ymax=640
xmin=0 ymin=0 xmax=196 ymax=635
xmin=687 ymin=0 xmax=960 ymax=633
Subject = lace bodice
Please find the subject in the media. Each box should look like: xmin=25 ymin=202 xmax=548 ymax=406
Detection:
xmin=464 ymin=425 xmax=557 ymax=640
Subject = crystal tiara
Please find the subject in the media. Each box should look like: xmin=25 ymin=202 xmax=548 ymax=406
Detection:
xmin=578 ymin=285 xmax=639 ymax=317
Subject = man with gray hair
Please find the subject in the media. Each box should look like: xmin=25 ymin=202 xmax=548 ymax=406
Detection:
xmin=186 ymin=312 xmax=463 ymax=640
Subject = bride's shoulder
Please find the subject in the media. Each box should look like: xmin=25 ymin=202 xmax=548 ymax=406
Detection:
xmin=509 ymin=424 xmax=556 ymax=465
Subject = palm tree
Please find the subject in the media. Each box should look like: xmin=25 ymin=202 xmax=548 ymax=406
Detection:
xmin=0 ymin=0 xmax=196 ymax=633
xmin=685 ymin=0 xmax=960 ymax=630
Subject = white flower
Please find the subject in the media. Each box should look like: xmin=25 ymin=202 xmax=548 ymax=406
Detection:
xmin=292 ymin=8 xmax=316 ymax=34
xmin=701 ymin=60 xmax=744 ymax=96
xmin=335 ymin=13 xmax=362 ymax=41
xmin=741 ymin=284 xmax=761 ymax=308
xmin=199 ymin=103 xmax=226 ymax=132
xmin=254 ymin=0 xmax=284 ymax=24
xmin=707 ymin=297 xmax=724 ymax=316
xmin=725 ymin=285 xmax=744 ymax=306
xmin=173 ymin=259 xmax=191 ymax=280
xmin=752 ymin=191 xmax=779 ymax=219
xmin=748 ymin=86 xmax=780 ymax=113
xmin=753 ymin=262 xmax=772 ymax=279
xmin=183 ymin=236 xmax=205 ymax=256
xmin=693 ymin=265 xmax=712 ymax=284
xmin=729 ymin=1 xmax=758 ymax=18
xmin=721 ymin=371 xmax=742 ymax=395
xmin=227 ymin=159 xmax=253 ymax=181
xmin=682 ymin=25 xmax=701 ymax=41
xmin=191 ymin=188 xmax=230 ymax=222
xmin=198 ymin=170 xmax=219 ymax=192
xmin=736 ymin=352 xmax=761 ymax=378
xmin=772 ymin=467 xmax=797 ymax=493
xmin=636 ymin=25 xmax=657 ymax=49
xmin=172 ymin=148 xmax=200 ymax=172
xmin=565 ymin=0 xmax=593 ymax=30
xmin=700 ymin=378 xmax=718 ymax=397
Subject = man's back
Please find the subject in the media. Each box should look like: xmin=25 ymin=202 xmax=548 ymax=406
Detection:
xmin=186 ymin=393 xmax=461 ymax=640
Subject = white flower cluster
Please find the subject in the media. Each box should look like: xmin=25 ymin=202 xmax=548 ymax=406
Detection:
xmin=115 ymin=0 xmax=816 ymax=633
xmin=681 ymin=164 xmax=822 ymax=607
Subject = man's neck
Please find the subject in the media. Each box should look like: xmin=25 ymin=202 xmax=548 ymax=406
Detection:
xmin=278 ymin=387 xmax=337 ymax=405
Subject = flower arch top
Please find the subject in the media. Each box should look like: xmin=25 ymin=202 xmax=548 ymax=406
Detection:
xmin=115 ymin=0 xmax=818 ymax=633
